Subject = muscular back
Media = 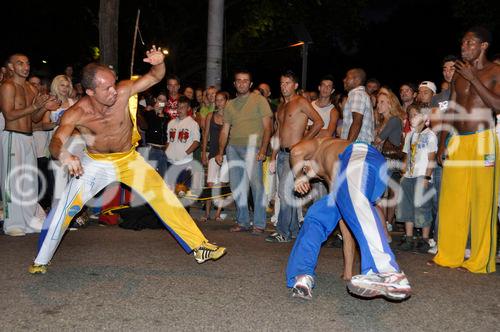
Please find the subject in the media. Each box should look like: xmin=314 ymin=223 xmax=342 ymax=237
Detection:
xmin=453 ymin=63 xmax=500 ymax=132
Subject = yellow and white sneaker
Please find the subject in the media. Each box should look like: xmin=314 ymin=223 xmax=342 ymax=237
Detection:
xmin=193 ymin=242 xmax=227 ymax=264
xmin=28 ymin=263 xmax=48 ymax=274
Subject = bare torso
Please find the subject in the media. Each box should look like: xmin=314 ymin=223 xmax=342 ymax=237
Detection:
xmin=72 ymin=86 xmax=134 ymax=154
xmin=3 ymin=80 xmax=37 ymax=133
xmin=277 ymin=95 xmax=309 ymax=148
xmin=453 ymin=63 xmax=499 ymax=132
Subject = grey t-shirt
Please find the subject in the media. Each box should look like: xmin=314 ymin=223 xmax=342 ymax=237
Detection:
xmin=431 ymin=89 xmax=451 ymax=111
xmin=379 ymin=117 xmax=402 ymax=146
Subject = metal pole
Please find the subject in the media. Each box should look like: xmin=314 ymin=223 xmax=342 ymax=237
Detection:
xmin=130 ymin=9 xmax=141 ymax=77
xmin=301 ymin=42 xmax=308 ymax=90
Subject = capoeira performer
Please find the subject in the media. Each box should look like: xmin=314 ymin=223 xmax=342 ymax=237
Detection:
xmin=286 ymin=137 xmax=411 ymax=301
xmin=29 ymin=46 xmax=226 ymax=274
xmin=0 ymin=54 xmax=58 ymax=236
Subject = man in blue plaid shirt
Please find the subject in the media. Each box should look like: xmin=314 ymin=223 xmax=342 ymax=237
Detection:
xmin=340 ymin=68 xmax=374 ymax=144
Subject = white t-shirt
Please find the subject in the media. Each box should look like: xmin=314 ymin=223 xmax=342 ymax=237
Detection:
xmin=308 ymin=100 xmax=334 ymax=129
xmin=166 ymin=116 xmax=200 ymax=165
xmin=403 ymin=128 xmax=437 ymax=178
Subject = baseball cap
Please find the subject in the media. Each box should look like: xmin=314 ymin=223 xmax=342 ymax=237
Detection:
xmin=419 ymin=81 xmax=436 ymax=94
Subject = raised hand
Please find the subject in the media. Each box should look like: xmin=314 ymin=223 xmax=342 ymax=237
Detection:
xmin=143 ymin=45 xmax=165 ymax=66
xmin=455 ymin=60 xmax=478 ymax=82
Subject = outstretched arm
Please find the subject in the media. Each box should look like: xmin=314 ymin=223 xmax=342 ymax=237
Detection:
xmin=130 ymin=46 xmax=166 ymax=96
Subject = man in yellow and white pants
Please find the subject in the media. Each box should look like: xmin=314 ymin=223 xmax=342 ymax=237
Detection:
xmin=33 ymin=147 xmax=223 ymax=268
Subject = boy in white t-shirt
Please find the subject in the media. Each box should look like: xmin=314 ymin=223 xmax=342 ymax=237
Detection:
xmin=396 ymin=105 xmax=437 ymax=253
xmin=165 ymin=96 xmax=200 ymax=193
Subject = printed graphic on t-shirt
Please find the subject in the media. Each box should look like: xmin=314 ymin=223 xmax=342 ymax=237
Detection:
xmin=178 ymin=129 xmax=190 ymax=143
xmin=168 ymin=128 xmax=191 ymax=143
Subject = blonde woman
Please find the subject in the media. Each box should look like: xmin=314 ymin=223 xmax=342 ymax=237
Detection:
xmin=46 ymin=75 xmax=81 ymax=209
xmin=373 ymin=88 xmax=405 ymax=238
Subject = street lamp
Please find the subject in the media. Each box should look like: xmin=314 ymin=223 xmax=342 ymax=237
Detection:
xmin=292 ymin=23 xmax=313 ymax=89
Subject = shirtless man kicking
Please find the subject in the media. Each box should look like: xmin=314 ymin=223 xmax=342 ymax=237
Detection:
xmin=286 ymin=137 xmax=411 ymax=301
xmin=29 ymin=47 xmax=226 ymax=274
xmin=433 ymin=27 xmax=500 ymax=273
xmin=0 ymin=53 xmax=59 ymax=236
xmin=265 ymin=70 xmax=323 ymax=243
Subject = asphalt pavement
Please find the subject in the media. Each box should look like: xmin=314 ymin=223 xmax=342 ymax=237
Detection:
xmin=1 ymin=206 xmax=499 ymax=331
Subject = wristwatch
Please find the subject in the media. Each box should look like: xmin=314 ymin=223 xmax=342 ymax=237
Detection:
xmin=424 ymin=175 xmax=432 ymax=180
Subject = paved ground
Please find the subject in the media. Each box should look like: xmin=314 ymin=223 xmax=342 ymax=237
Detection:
xmin=1 ymin=206 xmax=499 ymax=331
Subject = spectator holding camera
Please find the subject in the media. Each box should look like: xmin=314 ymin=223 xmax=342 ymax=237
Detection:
xmin=143 ymin=91 xmax=170 ymax=178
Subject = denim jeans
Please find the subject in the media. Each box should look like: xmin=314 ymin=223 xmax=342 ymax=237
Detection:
xmin=226 ymin=145 xmax=266 ymax=229
xmin=145 ymin=146 xmax=169 ymax=180
xmin=276 ymin=151 xmax=299 ymax=239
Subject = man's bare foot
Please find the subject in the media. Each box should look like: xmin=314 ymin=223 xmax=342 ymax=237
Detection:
xmin=340 ymin=274 xmax=352 ymax=281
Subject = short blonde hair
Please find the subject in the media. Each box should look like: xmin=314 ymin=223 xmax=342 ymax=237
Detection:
xmin=50 ymin=75 xmax=73 ymax=100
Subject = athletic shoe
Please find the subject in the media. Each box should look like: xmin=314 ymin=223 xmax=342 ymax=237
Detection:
xmin=416 ymin=239 xmax=431 ymax=254
xmin=265 ymin=232 xmax=290 ymax=243
xmin=292 ymin=274 xmax=315 ymax=300
xmin=398 ymin=236 xmax=414 ymax=251
xmin=28 ymin=263 xmax=48 ymax=274
xmin=428 ymin=246 xmax=438 ymax=255
xmin=347 ymin=272 xmax=411 ymax=301
xmin=5 ymin=227 xmax=26 ymax=237
xmin=193 ymin=242 xmax=227 ymax=264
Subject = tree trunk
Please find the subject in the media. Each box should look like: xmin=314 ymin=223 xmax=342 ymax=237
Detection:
xmin=206 ymin=0 xmax=224 ymax=89
xmin=99 ymin=0 xmax=120 ymax=71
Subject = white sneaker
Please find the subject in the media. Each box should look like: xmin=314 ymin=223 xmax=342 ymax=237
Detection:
xmin=428 ymin=246 xmax=438 ymax=254
xmin=347 ymin=272 xmax=411 ymax=301
xmin=5 ymin=227 xmax=26 ymax=236
xmin=292 ymin=274 xmax=315 ymax=300
xmin=427 ymin=239 xmax=437 ymax=254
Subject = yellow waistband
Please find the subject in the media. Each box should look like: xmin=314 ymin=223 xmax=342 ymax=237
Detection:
xmin=86 ymin=147 xmax=136 ymax=162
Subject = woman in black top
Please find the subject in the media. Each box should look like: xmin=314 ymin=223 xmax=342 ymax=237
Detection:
xmin=201 ymin=91 xmax=230 ymax=222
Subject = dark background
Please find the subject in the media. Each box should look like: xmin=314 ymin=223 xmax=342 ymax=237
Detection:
xmin=1 ymin=0 xmax=498 ymax=95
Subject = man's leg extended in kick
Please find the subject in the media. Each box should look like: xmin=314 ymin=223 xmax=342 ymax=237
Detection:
xmin=118 ymin=152 xmax=226 ymax=263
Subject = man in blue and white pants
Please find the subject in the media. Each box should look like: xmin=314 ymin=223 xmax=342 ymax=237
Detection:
xmin=286 ymin=138 xmax=411 ymax=301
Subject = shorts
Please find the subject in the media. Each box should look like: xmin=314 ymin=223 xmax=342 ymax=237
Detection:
xmin=396 ymin=176 xmax=434 ymax=228
xmin=207 ymin=156 xmax=229 ymax=184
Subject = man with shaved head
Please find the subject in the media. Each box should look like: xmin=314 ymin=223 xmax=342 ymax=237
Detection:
xmin=0 ymin=54 xmax=59 ymax=236
xmin=29 ymin=47 xmax=226 ymax=274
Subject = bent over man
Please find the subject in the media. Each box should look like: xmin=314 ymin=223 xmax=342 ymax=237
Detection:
xmin=286 ymin=137 xmax=411 ymax=301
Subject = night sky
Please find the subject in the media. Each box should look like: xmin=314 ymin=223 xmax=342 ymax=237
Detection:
xmin=2 ymin=0 xmax=498 ymax=94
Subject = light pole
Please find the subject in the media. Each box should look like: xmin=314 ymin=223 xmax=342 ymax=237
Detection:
xmin=292 ymin=23 xmax=313 ymax=90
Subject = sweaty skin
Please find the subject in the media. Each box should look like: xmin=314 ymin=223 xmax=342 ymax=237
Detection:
xmin=290 ymin=137 xmax=357 ymax=280
xmin=438 ymin=32 xmax=500 ymax=163
xmin=50 ymin=46 xmax=166 ymax=177
xmin=0 ymin=54 xmax=59 ymax=133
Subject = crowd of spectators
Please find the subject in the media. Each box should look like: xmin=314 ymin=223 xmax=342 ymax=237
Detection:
xmin=1 ymin=26 xmax=499 ymax=275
